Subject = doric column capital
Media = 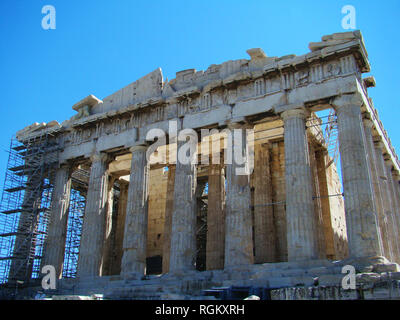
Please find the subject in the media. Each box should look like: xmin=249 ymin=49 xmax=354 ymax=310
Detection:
xmin=384 ymin=159 xmax=393 ymax=169
xmin=331 ymin=92 xmax=364 ymax=110
xmin=57 ymin=162 xmax=72 ymax=175
xmin=393 ymin=171 xmax=400 ymax=182
xmin=90 ymin=152 xmax=109 ymax=163
xmin=225 ymin=120 xmax=253 ymax=131
xmin=129 ymin=145 xmax=148 ymax=153
xmin=362 ymin=118 xmax=375 ymax=129
xmin=281 ymin=108 xmax=309 ymax=121
xmin=383 ymin=154 xmax=393 ymax=168
xmin=374 ymin=141 xmax=386 ymax=151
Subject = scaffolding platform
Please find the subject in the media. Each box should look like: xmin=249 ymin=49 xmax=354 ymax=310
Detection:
xmin=0 ymin=134 xmax=58 ymax=284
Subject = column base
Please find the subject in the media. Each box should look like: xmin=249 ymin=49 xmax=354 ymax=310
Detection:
xmin=6 ymin=257 xmax=400 ymax=300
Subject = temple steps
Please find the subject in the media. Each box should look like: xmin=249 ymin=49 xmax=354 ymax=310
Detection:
xmin=5 ymin=259 xmax=400 ymax=300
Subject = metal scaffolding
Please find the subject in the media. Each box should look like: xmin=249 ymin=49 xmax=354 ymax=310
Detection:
xmin=323 ymin=109 xmax=339 ymax=167
xmin=0 ymin=134 xmax=58 ymax=285
xmin=62 ymin=188 xmax=85 ymax=279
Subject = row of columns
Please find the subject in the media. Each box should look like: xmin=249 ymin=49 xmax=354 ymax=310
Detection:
xmin=41 ymin=92 xmax=400 ymax=281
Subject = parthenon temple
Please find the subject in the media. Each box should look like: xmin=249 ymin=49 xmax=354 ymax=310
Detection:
xmin=1 ymin=30 xmax=400 ymax=300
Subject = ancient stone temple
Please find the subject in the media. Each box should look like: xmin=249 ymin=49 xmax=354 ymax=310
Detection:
xmin=1 ymin=30 xmax=400 ymax=300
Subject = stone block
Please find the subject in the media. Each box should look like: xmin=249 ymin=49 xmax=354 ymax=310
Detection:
xmin=318 ymin=286 xmax=341 ymax=300
xmin=389 ymin=272 xmax=400 ymax=280
xmin=306 ymin=267 xmax=330 ymax=276
xmin=268 ymin=277 xmax=292 ymax=289
xmin=51 ymin=295 xmax=93 ymax=300
xmin=318 ymin=274 xmax=344 ymax=287
xmin=289 ymin=276 xmax=316 ymax=287
xmin=373 ymin=263 xmax=400 ymax=273
xmin=356 ymin=272 xmax=382 ymax=285
xmin=338 ymin=289 xmax=358 ymax=300
xmin=159 ymin=293 xmax=187 ymax=300
xmin=270 ymin=289 xmax=286 ymax=300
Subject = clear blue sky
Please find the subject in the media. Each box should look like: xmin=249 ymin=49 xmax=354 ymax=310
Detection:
xmin=0 ymin=0 xmax=399 ymax=187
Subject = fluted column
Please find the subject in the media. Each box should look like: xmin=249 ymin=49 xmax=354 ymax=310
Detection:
xmin=224 ymin=123 xmax=254 ymax=267
xmin=77 ymin=153 xmax=109 ymax=278
xmin=162 ymin=165 xmax=175 ymax=274
xmin=362 ymin=119 xmax=385 ymax=256
xmin=333 ymin=94 xmax=382 ymax=258
xmin=315 ymin=149 xmax=336 ymax=259
xmin=373 ymin=141 xmax=392 ymax=259
xmin=169 ymin=138 xmax=198 ymax=273
xmin=389 ymin=172 xmax=400 ymax=263
xmin=384 ymin=158 xmax=400 ymax=263
xmin=374 ymin=141 xmax=394 ymax=261
xmin=42 ymin=165 xmax=72 ymax=278
xmin=206 ymin=162 xmax=225 ymax=270
xmin=282 ymin=108 xmax=317 ymax=261
xmin=111 ymin=180 xmax=128 ymax=275
xmin=121 ymin=145 xmax=149 ymax=277
xmin=253 ymin=142 xmax=275 ymax=263
xmin=101 ymin=176 xmax=117 ymax=276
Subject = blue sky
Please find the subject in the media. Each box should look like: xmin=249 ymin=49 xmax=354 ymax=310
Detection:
xmin=0 ymin=0 xmax=399 ymax=187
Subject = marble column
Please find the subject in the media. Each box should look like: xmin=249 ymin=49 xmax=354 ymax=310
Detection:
xmin=315 ymin=150 xmax=336 ymax=260
xmin=371 ymin=141 xmax=396 ymax=262
xmin=362 ymin=119 xmax=385 ymax=256
xmin=162 ymin=165 xmax=175 ymax=274
xmin=121 ymin=145 xmax=149 ymax=276
xmin=206 ymin=162 xmax=225 ymax=270
xmin=169 ymin=138 xmax=198 ymax=273
xmin=389 ymin=172 xmax=400 ymax=263
xmin=253 ymin=142 xmax=276 ymax=263
xmin=282 ymin=108 xmax=318 ymax=261
xmin=77 ymin=153 xmax=109 ymax=278
xmin=309 ymin=141 xmax=326 ymax=259
xmin=384 ymin=158 xmax=400 ymax=263
xmin=224 ymin=123 xmax=254 ymax=267
xmin=333 ymin=94 xmax=382 ymax=258
xmin=111 ymin=180 xmax=128 ymax=275
xmin=101 ymin=176 xmax=117 ymax=276
xmin=42 ymin=165 xmax=72 ymax=279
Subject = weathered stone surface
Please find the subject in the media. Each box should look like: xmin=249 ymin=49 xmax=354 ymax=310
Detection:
xmin=206 ymin=163 xmax=225 ymax=270
xmin=373 ymin=263 xmax=400 ymax=273
xmin=282 ymin=108 xmax=317 ymax=261
xmin=41 ymin=166 xmax=71 ymax=278
xmin=169 ymin=138 xmax=198 ymax=273
xmin=317 ymin=274 xmax=344 ymax=286
xmin=121 ymin=146 xmax=149 ymax=276
xmin=224 ymin=123 xmax=254 ymax=267
xmin=77 ymin=153 xmax=109 ymax=278
xmin=333 ymin=95 xmax=383 ymax=258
